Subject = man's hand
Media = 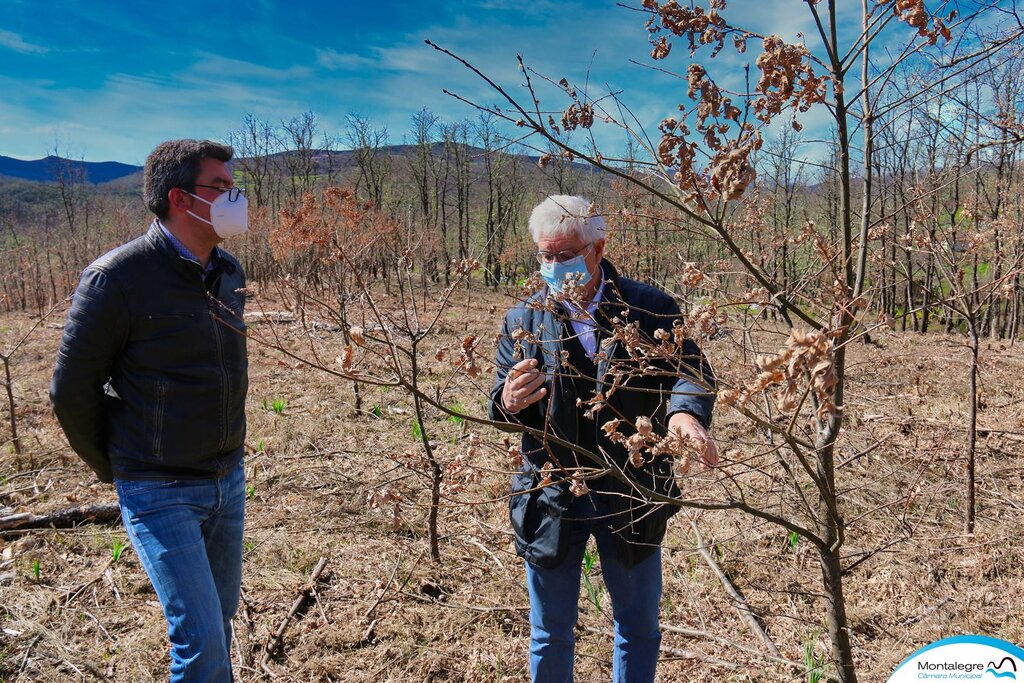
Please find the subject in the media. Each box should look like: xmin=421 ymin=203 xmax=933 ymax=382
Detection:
xmin=501 ymin=358 xmax=547 ymax=414
xmin=668 ymin=412 xmax=719 ymax=469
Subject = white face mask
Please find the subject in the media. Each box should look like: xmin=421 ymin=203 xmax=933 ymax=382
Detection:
xmin=187 ymin=189 xmax=248 ymax=238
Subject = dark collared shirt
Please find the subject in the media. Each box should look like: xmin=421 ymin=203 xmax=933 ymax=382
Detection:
xmin=156 ymin=220 xmax=219 ymax=275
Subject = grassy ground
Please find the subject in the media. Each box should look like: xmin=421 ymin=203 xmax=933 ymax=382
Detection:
xmin=0 ymin=281 xmax=1022 ymax=682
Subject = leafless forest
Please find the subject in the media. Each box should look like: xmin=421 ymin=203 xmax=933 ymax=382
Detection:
xmin=1 ymin=1 xmax=1023 ymax=681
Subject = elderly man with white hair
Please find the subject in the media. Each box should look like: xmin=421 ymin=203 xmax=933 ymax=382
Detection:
xmin=489 ymin=195 xmax=717 ymax=682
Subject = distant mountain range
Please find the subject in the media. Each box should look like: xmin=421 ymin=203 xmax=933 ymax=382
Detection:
xmin=0 ymin=155 xmax=143 ymax=184
xmin=0 ymin=145 xmax=559 ymax=187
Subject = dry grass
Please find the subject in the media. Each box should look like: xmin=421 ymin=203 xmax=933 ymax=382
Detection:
xmin=0 ymin=282 xmax=1022 ymax=682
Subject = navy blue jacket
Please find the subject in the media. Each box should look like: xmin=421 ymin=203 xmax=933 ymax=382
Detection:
xmin=489 ymin=260 xmax=715 ymax=568
xmin=50 ymin=224 xmax=248 ymax=483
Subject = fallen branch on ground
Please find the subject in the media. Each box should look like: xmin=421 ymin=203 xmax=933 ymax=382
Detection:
xmin=0 ymin=502 xmax=120 ymax=534
xmin=690 ymin=520 xmax=782 ymax=657
xmin=262 ymin=556 xmax=330 ymax=674
xmin=660 ymin=624 xmax=802 ymax=670
xmin=581 ymin=625 xmax=746 ymax=671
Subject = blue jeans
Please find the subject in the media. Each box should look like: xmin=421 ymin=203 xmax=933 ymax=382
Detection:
xmin=525 ymin=493 xmax=663 ymax=683
xmin=116 ymin=463 xmax=245 ymax=683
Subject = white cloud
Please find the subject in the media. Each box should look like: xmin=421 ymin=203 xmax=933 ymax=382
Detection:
xmin=316 ymin=49 xmax=377 ymax=71
xmin=0 ymin=29 xmax=47 ymax=54
xmin=187 ymin=53 xmax=314 ymax=83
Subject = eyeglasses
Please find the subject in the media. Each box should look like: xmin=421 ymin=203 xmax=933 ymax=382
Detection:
xmin=535 ymin=243 xmax=592 ymax=264
xmin=191 ymin=184 xmax=245 ymax=201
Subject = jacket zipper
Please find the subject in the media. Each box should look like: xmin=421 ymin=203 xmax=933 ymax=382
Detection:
xmin=208 ymin=293 xmax=230 ymax=453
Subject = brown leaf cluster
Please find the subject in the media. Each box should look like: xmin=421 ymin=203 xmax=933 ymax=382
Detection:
xmin=455 ymin=334 xmax=482 ymax=379
xmin=753 ymin=35 xmax=828 ymax=124
xmin=687 ymin=64 xmax=741 ymax=129
xmin=741 ymin=287 xmax=770 ymax=305
xmin=367 ymin=486 xmax=403 ymax=530
xmin=440 ymin=434 xmax=484 ymax=496
xmin=601 ymin=416 xmax=694 ymax=472
xmin=338 ymin=346 xmax=355 ymax=376
xmin=867 ymin=223 xmax=891 ymax=241
xmin=453 ymin=258 xmax=482 ymax=279
xmin=643 ymin=0 xmax=729 ymax=58
xmin=898 ymin=221 xmax=930 ymax=249
xmin=656 ymin=63 xmax=762 ymax=202
xmin=505 ymin=438 xmax=524 ymax=469
xmin=349 ymin=326 xmax=366 ymax=347
xmin=606 ymin=319 xmax=644 ymax=357
xmin=720 ymin=328 xmax=837 ymax=418
xmin=680 ymin=260 xmax=706 ymax=287
xmin=561 ymin=102 xmax=595 ymax=131
xmin=273 ymin=187 xmax=400 ymax=271
xmin=677 ymin=302 xmax=728 ymax=339
xmin=658 ymin=120 xmax=760 ymax=203
xmin=710 ymin=144 xmax=758 ymax=201
xmin=888 ymin=0 xmax=953 ymax=45
xmin=568 ymin=473 xmax=590 ymax=497
xmin=791 ymin=220 xmax=834 ymax=264
xmin=520 ymin=272 xmax=545 ymax=296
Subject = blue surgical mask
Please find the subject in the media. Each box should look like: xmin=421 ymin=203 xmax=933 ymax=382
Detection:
xmin=541 ymin=254 xmax=592 ymax=292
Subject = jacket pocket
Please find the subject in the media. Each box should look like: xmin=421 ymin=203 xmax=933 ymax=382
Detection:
xmin=151 ymin=379 xmax=167 ymax=458
xmin=509 ymin=471 xmax=532 ymax=551
xmin=133 ymin=312 xmax=199 ymax=342
xmin=509 ymin=473 xmax=572 ymax=568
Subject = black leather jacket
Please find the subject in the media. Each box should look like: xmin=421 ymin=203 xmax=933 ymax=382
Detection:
xmin=50 ymin=223 xmax=248 ymax=483
xmin=489 ymin=260 xmax=716 ymax=568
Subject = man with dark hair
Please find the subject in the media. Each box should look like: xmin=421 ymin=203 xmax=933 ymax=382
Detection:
xmin=490 ymin=195 xmax=717 ymax=683
xmin=51 ymin=139 xmax=249 ymax=682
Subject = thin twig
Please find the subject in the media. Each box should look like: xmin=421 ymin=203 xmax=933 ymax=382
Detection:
xmin=365 ymin=551 xmax=402 ymax=619
xmin=464 ymin=537 xmax=506 ymax=572
xmin=661 ymin=624 xmax=802 ymax=670
xmin=689 ymin=519 xmax=781 ymax=657
xmin=262 ymin=556 xmax=330 ymax=668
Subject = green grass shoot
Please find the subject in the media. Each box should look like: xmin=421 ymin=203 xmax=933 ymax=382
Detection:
xmin=582 ymin=547 xmax=602 ymax=613
xmin=447 ymin=403 xmax=465 ymax=425
xmin=111 ymin=539 xmax=125 ymax=562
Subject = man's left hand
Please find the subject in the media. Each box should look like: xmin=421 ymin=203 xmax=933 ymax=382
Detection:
xmin=668 ymin=412 xmax=719 ymax=469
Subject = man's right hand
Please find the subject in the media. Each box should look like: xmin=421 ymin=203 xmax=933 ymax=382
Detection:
xmin=501 ymin=358 xmax=547 ymax=414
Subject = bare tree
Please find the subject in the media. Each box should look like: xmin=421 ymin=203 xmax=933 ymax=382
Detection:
xmin=346 ymin=114 xmax=392 ymax=210
xmin=281 ymin=111 xmax=321 ymax=202
xmin=228 ymin=114 xmax=280 ymax=209
xmin=426 ymin=2 xmax=1022 ymax=679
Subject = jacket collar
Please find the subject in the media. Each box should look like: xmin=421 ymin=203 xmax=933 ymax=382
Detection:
xmin=146 ymin=221 xmax=235 ymax=280
xmin=539 ymin=259 xmax=625 ymax=335
xmin=535 ymin=259 xmax=626 ymax=380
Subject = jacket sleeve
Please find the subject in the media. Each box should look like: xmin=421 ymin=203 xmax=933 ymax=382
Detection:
xmin=488 ymin=305 xmax=545 ymax=432
xmin=657 ymin=297 xmax=717 ymax=429
xmin=49 ymin=267 xmax=130 ymax=483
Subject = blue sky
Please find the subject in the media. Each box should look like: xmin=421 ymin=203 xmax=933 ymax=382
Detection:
xmin=0 ymin=0 xmax=991 ymax=165
xmin=0 ymin=0 xmax=845 ymax=163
